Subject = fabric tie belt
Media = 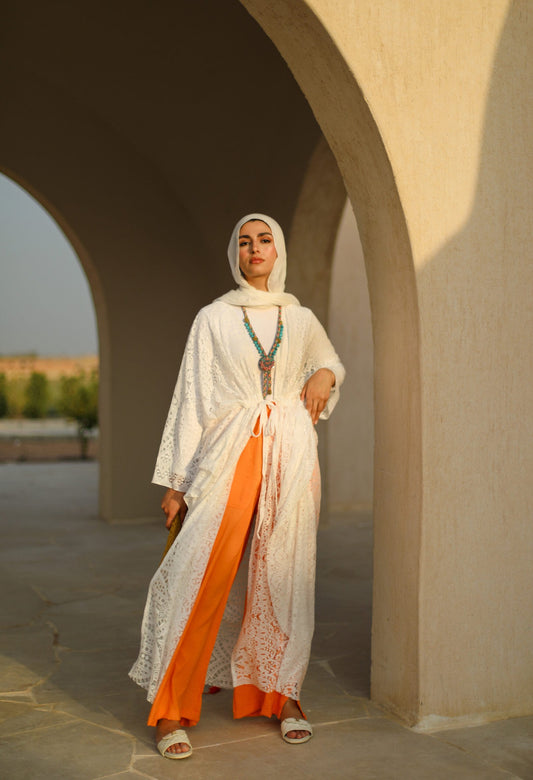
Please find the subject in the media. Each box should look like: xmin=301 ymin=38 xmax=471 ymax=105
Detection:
xmin=250 ymin=396 xmax=278 ymax=438
xmin=249 ymin=396 xmax=290 ymax=539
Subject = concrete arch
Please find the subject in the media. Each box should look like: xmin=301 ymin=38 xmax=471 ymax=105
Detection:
xmin=329 ymin=199 xmax=374 ymax=515
xmin=241 ymin=1 xmax=422 ymax=720
xmin=1 ymin=0 xmax=529 ymax=731
xmin=0 ymin=66 xmax=206 ymax=523
xmin=286 ymin=136 xmax=349 ymax=517
xmin=0 ymin=163 xmax=109 ymax=466
xmin=0 ymin=166 xmax=107 ymax=349
xmin=286 ymin=137 xmax=374 ymax=517
xmin=286 ymin=135 xmax=347 ymax=323
xmin=0 ymin=165 xmax=107 ymax=327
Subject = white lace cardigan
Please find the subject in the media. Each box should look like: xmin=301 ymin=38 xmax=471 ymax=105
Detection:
xmin=129 ymin=300 xmax=345 ymax=703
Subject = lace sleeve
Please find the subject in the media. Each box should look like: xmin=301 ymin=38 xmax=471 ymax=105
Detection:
xmin=303 ymin=310 xmax=346 ymax=420
xmin=152 ymin=309 xmax=216 ymax=490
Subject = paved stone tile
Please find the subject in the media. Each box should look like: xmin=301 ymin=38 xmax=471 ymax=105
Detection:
xmin=134 ymin=717 xmax=518 ymax=780
xmin=0 ymin=719 xmax=134 ymax=780
xmin=44 ymin=594 xmax=143 ymax=652
xmin=0 ymin=463 xmax=530 ymax=780
xmin=92 ymin=775 xmax=144 ymax=780
xmin=301 ymin=656 xmax=374 ymax=722
xmin=0 ymin=701 xmax=76 ymax=738
xmin=0 ymin=574 xmax=45 ymax=627
xmin=435 ymin=716 xmax=533 ymax=779
xmin=0 ymin=700 xmax=32 ymax=725
xmin=0 ymin=624 xmax=56 ymax=693
xmin=93 ymin=774 xmax=149 ymax=780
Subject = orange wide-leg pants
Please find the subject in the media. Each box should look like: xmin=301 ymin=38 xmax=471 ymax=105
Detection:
xmin=147 ymin=427 xmax=290 ymax=727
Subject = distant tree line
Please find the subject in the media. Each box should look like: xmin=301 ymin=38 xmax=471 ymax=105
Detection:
xmin=0 ymin=373 xmax=8 ymax=418
xmin=0 ymin=370 xmax=98 ymax=458
xmin=23 ymin=371 xmax=49 ymax=418
xmin=58 ymin=371 xmax=99 ymax=459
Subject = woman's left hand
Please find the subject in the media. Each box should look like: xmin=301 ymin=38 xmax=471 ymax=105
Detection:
xmin=300 ymin=368 xmax=336 ymax=425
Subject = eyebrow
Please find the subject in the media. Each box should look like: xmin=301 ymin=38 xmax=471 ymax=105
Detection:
xmin=239 ymin=232 xmax=273 ymax=239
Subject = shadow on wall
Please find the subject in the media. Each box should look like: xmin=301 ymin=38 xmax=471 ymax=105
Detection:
xmin=414 ymin=2 xmax=533 ymax=721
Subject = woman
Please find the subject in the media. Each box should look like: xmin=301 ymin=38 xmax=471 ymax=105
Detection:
xmin=129 ymin=213 xmax=345 ymax=759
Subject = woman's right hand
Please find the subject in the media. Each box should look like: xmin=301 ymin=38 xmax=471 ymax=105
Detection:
xmin=161 ymin=489 xmax=188 ymax=530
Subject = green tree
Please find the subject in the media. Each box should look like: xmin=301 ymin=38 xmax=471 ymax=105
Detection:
xmin=59 ymin=371 xmax=99 ymax=459
xmin=0 ymin=373 xmax=8 ymax=418
xmin=23 ymin=372 xmax=49 ymax=418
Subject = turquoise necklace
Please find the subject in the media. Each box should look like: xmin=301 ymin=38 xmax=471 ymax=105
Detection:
xmin=241 ymin=306 xmax=284 ymax=398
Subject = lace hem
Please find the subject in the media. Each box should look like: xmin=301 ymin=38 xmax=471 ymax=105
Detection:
xmin=151 ymin=470 xmax=192 ymax=491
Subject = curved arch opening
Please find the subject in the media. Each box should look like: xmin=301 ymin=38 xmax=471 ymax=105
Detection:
xmin=0 ymin=170 xmax=102 ymax=468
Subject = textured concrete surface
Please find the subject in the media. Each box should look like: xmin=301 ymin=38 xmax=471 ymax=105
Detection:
xmin=0 ymin=462 xmax=531 ymax=779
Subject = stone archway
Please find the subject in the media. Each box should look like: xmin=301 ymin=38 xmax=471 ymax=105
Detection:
xmin=1 ymin=0 xmax=530 ymax=731
xmin=241 ymin=1 xmax=422 ymax=722
xmin=0 ymin=166 xmax=107 ymax=357
xmin=286 ymin=138 xmax=374 ymax=518
xmin=0 ymin=165 xmax=109 ymax=461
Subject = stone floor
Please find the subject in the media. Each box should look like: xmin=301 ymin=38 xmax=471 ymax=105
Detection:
xmin=0 ymin=462 xmax=531 ymax=779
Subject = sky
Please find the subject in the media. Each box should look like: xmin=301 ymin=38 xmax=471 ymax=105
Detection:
xmin=0 ymin=173 xmax=98 ymax=356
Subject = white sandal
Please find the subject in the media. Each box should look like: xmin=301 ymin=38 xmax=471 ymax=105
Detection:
xmin=156 ymin=728 xmax=192 ymax=759
xmin=281 ymin=717 xmax=313 ymax=744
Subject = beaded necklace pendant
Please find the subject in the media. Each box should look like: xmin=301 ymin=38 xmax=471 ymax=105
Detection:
xmin=241 ymin=306 xmax=284 ymax=398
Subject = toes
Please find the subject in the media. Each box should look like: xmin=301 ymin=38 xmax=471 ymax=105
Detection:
xmin=165 ymin=742 xmax=188 ymax=754
xmin=286 ymin=729 xmax=310 ymax=740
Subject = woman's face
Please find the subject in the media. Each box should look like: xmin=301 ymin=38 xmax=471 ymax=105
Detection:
xmin=238 ymin=220 xmax=278 ymax=291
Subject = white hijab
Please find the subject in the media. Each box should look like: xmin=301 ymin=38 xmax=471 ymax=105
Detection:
xmin=217 ymin=213 xmax=300 ymax=308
